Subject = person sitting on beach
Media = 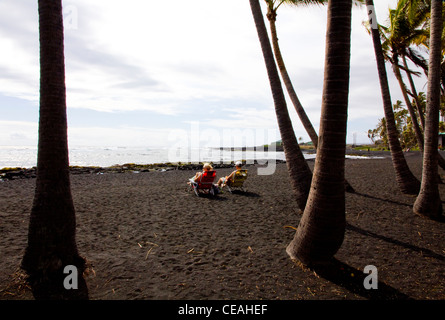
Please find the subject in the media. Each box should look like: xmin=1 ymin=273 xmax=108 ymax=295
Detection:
xmin=217 ymin=161 xmax=243 ymax=188
xmin=188 ymin=163 xmax=213 ymax=184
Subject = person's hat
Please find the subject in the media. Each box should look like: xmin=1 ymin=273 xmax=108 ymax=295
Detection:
xmin=235 ymin=161 xmax=242 ymax=167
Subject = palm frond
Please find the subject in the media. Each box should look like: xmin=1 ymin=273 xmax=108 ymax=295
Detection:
xmin=280 ymin=0 xmax=327 ymax=7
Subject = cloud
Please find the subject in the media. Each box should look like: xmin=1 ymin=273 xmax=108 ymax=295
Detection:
xmin=0 ymin=0 xmax=417 ymax=149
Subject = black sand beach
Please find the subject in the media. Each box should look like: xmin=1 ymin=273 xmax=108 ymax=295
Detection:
xmin=0 ymin=151 xmax=444 ymax=300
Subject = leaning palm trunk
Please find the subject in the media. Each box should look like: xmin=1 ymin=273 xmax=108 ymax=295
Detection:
xmin=286 ymin=0 xmax=352 ymax=265
xmin=401 ymin=57 xmax=445 ymax=171
xmin=22 ymin=0 xmax=87 ymax=299
xmin=249 ymin=0 xmax=312 ymax=211
xmin=395 ymin=54 xmax=445 ymax=171
xmin=402 ymin=55 xmax=425 ymax=129
xmin=266 ymin=5 xmax=354 ymax=193
xmin=413 ymin=0 xmax=443 ymax=220
xmin=365 ymin=0 xmax=420 ymax=195
xmin=266 ymin=8 xmax=319 ymax=148
xmin=392 ymin=57 xmax=425 ymax=150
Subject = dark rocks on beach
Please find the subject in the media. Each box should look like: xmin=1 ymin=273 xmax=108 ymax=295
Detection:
xmin=0 ymin=168 xmax=36 ymax=181
xmin=0 ymin=160 xmax=288 ymax=181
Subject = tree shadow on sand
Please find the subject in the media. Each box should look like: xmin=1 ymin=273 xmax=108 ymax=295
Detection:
xmin=346 ymin=224 xmax=445 ymax=262
xmin=309 ymin=259 xmax=411 ymax=300
xmin=353 ymin=191 xmax=413 ymax=208
xmin=354 ymin=192 xmax=445 ymax=223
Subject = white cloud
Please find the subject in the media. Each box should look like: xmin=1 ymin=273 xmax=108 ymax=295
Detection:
xmin=1 ymin=0 xmax=426 ymax=150
xmin=60 ymin=0 xmax=269 ymax=113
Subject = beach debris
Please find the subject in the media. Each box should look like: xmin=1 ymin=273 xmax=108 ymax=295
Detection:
xmin=187 ymin=248 xmax=194 ymax=254
xmin=248 ymin=246 xmax=254 ymax=253
xmin=144 ymin=242 xmax=159 ymax=259
xmin=0 ymin=269 xmax=31 ymax=298
xmin=83 ymin=261 xmax=96 ymax=279
xmin=283 ymin=225 xmax=297 ymax=231
xmin=145 ymin=247 xmax=153 ymax=260
xmin=137 ymin=243 xmax=142 ymax=248
xmin=306 ymin=287 xmax=316 ymax=296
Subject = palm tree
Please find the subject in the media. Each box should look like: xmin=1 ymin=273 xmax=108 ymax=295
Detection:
xmin=413 ymin=0 xmax=443 ymax=220
xmin=385 ymin=1 xmax=445 ymax=171
xmin=286 ymin=0 xmax=352 ymax=265
xmin=249 ymin=0 xmax=313 ymax=212
xmin=264 ymin=0 xmax=326 ymax=148
xmin=392 ymin=55 xmax=425 ymax=148
xmin=380 ymin=1 xmax=430 ymax=151
xmin=402 ymin=55 xmax=425 ymax=129
xmin=405 ymin=0 xmax=445 ymax=172
xmin=365 ymin=0 xmax=421 ymax=195
xmin=264 ymin=0 xmax=355 ymax=193
xmin=21 ymin=0 xmax=87 ymax=299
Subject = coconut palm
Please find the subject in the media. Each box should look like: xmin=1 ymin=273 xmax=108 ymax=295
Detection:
xmin=385 ymin=1 xmax=445 ymax=171
xmin=249 ymin=0 xmax=313 ymax=211
xmin=365 ymin=0 xmax=421 ymax=194
xmin=264 ymin=0 xmax=355 ymax=193
xmin=402 ymin=55 xmax=425 ymax=129
xmin=413 ymin=0 xmax=443 ymax=220
xmin=379 ymin=0 xmax=430 ymax=151
xmin=21 ymin=0 xmax=87 ymax=299
xmin=286 ymin=0 xmax=353 ymax=265
xmin=264 ymin=0 xmax=326 ymax=148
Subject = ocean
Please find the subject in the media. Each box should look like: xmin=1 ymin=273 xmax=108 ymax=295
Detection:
xmin=0 ymin=145 xmax=295 ymax=169
xmin=0 ymin=145 xmax=383 ymax=169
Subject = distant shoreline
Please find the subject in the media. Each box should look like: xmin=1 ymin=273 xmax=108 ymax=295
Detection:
xmin=216 ymin=145 xmax=285 ymax=152
xmin=0 ymin=159 xmax=288 ymax=180
xmin=0 ymin=148 xmax=398 ymax=181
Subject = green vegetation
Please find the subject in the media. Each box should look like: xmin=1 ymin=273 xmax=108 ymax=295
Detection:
xmin=369 ymin=94 xmax=445 ymax=151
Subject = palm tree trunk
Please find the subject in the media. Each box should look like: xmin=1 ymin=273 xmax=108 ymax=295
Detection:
xmin=21 ymin=0 xmax=87 ymax=299
xmin=392 ymin=57 xmax=425 ymax=151
xmin=365 ymin=0 xmax=420 ymax=195
xmin=249 ymin=0 xmax=312 ymax=212
xmin=286 ymin=0 xmax=352 ymax=266
xmin=266 ymin=6 xmax=355 ymax=193
xmin=402 ymin=56 xmax=445 ymax=172
xmin=266 ymin=8 xmax=319 ymax=148
xmin=402 ymin=55 xmax=425 ymax=129
xmin=413 ymin=0 xmax=443 ymax=220
xmin=402 ymin=54 xmax=445 ymax=172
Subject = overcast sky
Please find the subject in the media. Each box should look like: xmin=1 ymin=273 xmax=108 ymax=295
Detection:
xmin=0 ymin=0 xmax=428 ymax=148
